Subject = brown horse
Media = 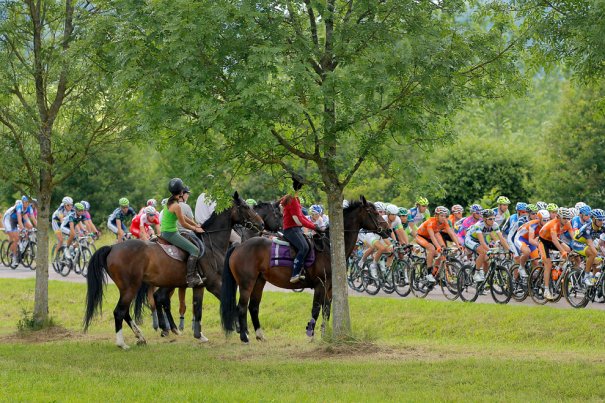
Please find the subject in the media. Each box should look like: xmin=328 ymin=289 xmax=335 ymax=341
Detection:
xmin=84 ymin=191 xmax=264 ymax=349
xmin=220 ymin=196 xmax=390 ymax=343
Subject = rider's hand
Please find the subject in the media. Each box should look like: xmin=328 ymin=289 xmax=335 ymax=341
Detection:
xmin=314 ymin=224 xmax=323 ymax=233
xmin=436 ymin=246 xmax=442 ymax=253
xmin=561 ymin=251 xmax=568 ymax=259
xmin=194 ymin=226 xmax=204 ymax=233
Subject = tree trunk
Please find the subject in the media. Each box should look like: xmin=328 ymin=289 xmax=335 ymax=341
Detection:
xmin=327 ymin=188 xmax=351 ymax=339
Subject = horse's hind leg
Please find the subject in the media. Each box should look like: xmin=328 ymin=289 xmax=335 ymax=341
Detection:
xmin=124 ymin=311 xmax=147 ymax=346
xmin=114 ymin=290 xmax=136 ymax=350
xmin=155 ymin=288 xmax=179 ymax=336
xmin=192 ymin=287 xmax=208 ymax=342
xmin=148 ymin=287 xmax=159 ymax=331
xmin=249 ymin=277 xmax=267 ymax=341
xmin=321 ymin=289 xmax=332 ymax=338
xmin=237 ymin=284 xmax=254 ymax=344
xmin=306 ymin=287 xmax=322 ymax=339
xmin=178 ymin=287 xmax=186 ymax=331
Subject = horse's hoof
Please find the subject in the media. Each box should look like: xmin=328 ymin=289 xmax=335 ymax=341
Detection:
xmin=171 ymin=328 xmax=181 ymax=336
xmin=117 ymin=344 xmax=130 ymax=350
xmin=136 ymin=339 xmax=147 ymax=346
xmin=255 ymin=329 xmax=266 ymax=342
xmin=160 ymin=330 xmax=169 ymax=338
xmin=195 ymin=334 xmax=209 ymax=343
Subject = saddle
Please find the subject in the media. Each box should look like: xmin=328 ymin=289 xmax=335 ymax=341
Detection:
xmin=153 ymin=232 xmax=206 ymax=262
xmin=270 ymin=234 xmax=316 ymax=268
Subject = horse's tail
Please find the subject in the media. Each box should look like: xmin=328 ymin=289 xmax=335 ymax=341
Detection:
xmin=83 ymin=245 xmax=112 ymax=331
xmin=220 ymin=245 xmax=238 ymax=333
xmin=133 ymin=283 xmax=150 ymax=325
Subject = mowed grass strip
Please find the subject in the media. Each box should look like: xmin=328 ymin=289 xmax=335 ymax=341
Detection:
xmin=1 ymin=278 xmax=605 ymax=401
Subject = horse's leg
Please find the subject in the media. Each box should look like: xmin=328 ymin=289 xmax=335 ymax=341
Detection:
xmin=164 ymin=288 xmax=180 ymax=335
xmin=237 ymin=283 xmax=254 ymax=344
xmin=192 ymin=287 xmax=209 ymax=342
xmin=248 ymin=277 xmax=267 ymax=341
xmin=306 ymin=286 xmax=322 ymax=339
xmin=178 ymin=287 xmax=186 ymax=331
xmin=124 ymin=310 xmax=147 ymax=346
xmin=148 ymin=286 xmax=159 ymax=331
xmin=114 ymin=289 xmax=137 ymax=350
xmin=154 ymin=288 xmax=174 ymax=337
xmin=321 ymin=287 xmax=332 ymax=338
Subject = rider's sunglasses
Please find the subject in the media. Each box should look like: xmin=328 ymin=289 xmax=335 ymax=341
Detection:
xmin=485 ymin=217 xmax=494 ymax=221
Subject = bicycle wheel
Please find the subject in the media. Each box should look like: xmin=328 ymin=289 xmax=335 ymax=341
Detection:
xmin=563 ymin=269 xmax=589 ymax=308
xmin=347 ymin=260 xmax=365 ymax=292
xmin=55 ymin=248 xmax=72 ymax=277
xmin=72 ymin=249 xmax=82 ymax=275
xmin=22 ymin=241 xmax=37 ymax=270
xmin=7 ymin=241 xmax=18 ymax=269
xmin=382 ymin=267 xmax=396 ymax=294
xmin=509 ymin=264 xmax=529 ymax=302
xmin=411 ymin=262 xmax=431 ymax=298
xmin=439 ymin=261 xmax=460 ymax=301
xmin=0 ymin=240 xmax=9 ymax=267
xmin=529 ymin=266 xmax=547 ymax=305
xmin=362 ymin=269 xmax=380 ymax=295
xmin=457 ymin=264 xmax=479 ymax=302
xmin=78 ymin=247 xmax=92 ymax=277
xmin=489 ymin=265 xmax=512 ymax=304
xmin=393 ymin=260 xmax=412 ymax=297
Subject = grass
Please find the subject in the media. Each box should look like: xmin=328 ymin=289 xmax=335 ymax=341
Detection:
xmin=2 ymin=278 xmax=605 ymax=401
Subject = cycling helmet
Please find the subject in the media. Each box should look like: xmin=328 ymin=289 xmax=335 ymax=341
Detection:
xmin=119 ymin=197 xmax=129 ymax=207
xmin=537 ymin=210 xmax=550 ymax=220
xmin=168 ymin=177 xmax=185 ymax=195
xmin=398 ymin=207 xmax=409 ymax=216
xmin=343 ymin=200 xmax=350 ymax=209
xmin=536 ymin=201 xmax=547 ymax=210
xmin=80 ymin=201 xmax=90 ymax=210
xmin=385 ymin=204 xmax=399 ymax=215
xmin=451 ymin=204 xmax=464 ymax=214
xmin=572 ymin=207 xmax=579 ymax=216
xmin=62 ymin=196 xmax=73 ymax=205
xmin=416 ymin=197 xmax=429 ymax=206
xmin=31 ymin=198 xmax=38 ymax=205
xmin=526 ymin=204 xmax=538 ymax=213
xmin=546 ymin=203 xmax=558 ymax=212
xmin=435 ymin=206 xmax=449 ymax=215
xmin=147 ymin=199 xmax=157 ymax=207
xmin=21 ymin=195 xmax=29 ymax=202
xmin=579 ymin=205 xmax=592 ymax=216
xmin=145 ymin=206 xmax=157 ymax=215
xmin=310 ymin=204 xmax=323 ymax=215
xmin=74 ymin=202 xmax=85 ymax=211
xmin=161 ymin=198 xmax=168 ymax=206
xmin=470 ymin=204 xmax=483 ymax=213
xmin=515 ymin=202 xmax=528 ymax=212
xmin=575 ymin=202 xmax=587 ymax=209
xmin=496 ymin=196 xmax=510 ymax=205
xmin=374 ymin=202 xmax=386 ymax=212
xmin=558 ymin=207 xmax=573 ymax=219
xmin=481 ymin=209 xmax=495 ymax=218
xmin=591 ymin=209 xmax=605 ymax=220
xmin=245 ymin=199 xmax=257 ymax=206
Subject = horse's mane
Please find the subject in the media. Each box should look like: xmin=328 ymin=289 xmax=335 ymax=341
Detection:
xmin=344 ymin=200 xmax=371 ymax=213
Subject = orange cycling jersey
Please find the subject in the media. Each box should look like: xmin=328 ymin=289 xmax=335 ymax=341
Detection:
xmin=417 ymin=217 xmax=450 ymax=238
xmin=539 ymin=219 xmax=572 ymax=242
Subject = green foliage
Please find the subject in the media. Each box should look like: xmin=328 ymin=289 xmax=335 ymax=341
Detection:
xmin=16 ymin=309 xmax=56 ymax=332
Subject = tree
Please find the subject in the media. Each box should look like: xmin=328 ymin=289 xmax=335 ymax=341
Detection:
xmin=0 ymin=1 xmax=127 ymax=325
xmin=112 ymin=0 xmax=525 ymax=339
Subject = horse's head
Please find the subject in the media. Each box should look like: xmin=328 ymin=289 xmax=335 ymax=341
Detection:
xmin=346 ymin=195 xmax=390 ymax=237
xmin=231 ymin=191 xmax=264 ymax=232
xmin=254 ymin=201 xmax=283 ymax=232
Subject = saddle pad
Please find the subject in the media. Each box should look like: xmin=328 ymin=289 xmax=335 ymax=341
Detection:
xmin=269 ymin=242 xmax=315 ymax=268
xmin=156 ymin=242 xmax=187 ymax=262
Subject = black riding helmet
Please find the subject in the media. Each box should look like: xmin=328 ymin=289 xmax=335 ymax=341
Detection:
xmin=168 ymin=178 xmax=185 ymax=195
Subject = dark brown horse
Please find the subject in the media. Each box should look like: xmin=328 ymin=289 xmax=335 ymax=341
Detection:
xmin=150 ymin=200 xmax=283 ymax=338
xmin=220 ymin=196 xmax=389 ymax=343
xmin=84 ymin=191 xmax=264 ymax=349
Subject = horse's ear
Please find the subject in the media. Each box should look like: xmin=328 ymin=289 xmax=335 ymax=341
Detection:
xmin=360 ymin=195 xmax=367 ymax=205
xmin=233 ymin=191 xmax=241 ymax=204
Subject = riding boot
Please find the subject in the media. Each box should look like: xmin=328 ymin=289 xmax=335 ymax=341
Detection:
xmin=186 ymin=256 xmax=204 ymax=288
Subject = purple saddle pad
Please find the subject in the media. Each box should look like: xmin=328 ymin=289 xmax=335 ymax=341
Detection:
xmin=269 ymin=241 xmax=315 ymax=268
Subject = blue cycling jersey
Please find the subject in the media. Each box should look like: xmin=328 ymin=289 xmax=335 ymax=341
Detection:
xmin=108 ymin=207 xmax=136 ymax=225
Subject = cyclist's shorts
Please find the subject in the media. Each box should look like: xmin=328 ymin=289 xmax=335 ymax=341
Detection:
xmin=514 ymin=235 xmax=539 ymax=259
xmin=2 ymin=213 xmax=17 ymax=232
xmin=464 ymin=237 xmax=480 ymax=252
xmin=416 ymin=233 xmax=443 ymax=250
xmin=571 ymin=240 xmax=589 ymax=256
xmin=60 ymin=226 xmax=71 ymax=236
xmin=52 ymin=219 xmax=62 ymax=232
xmin=107 ymin=220 xmax=127 ymax=235
xmin=538 ymin=237 xmax=558 ymax=259
xmin=360 ymin=232 xmax=380 ymax=247
xmin=441 ymin=232 xmax=453 ymax=243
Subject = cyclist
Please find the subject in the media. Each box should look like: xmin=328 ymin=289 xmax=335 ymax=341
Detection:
xmin=493 ymin=196 xmax=511 ymax=228
xmin=60 ymin=203 xmax=88 ymax=260
xmin=409 ymin=197 xmax=430 ymax=238
xmin=384 ymin=204 xmax=407 ymax=245
xmin=416 ymin=206 xmax=462 ymax=283
xmin=131 ymin=206 xmax=161 ymax=240
xmin=514 ymin=209 xmax=550 ymax=278
xmin=107 ymin=198 xmax=136 ymax=242
xmin=308 ymin=204 xmax=327 ymax=231
xmin=571 ymin=208 xmax=605 ymax=286
xmin=449 ymin=205 xmax=464 ymax=232
xmin=398 ymin=207 xmax=411 ymax=241
xmin=572 ymin=205 xmax=592 ymax=230
xmin=536 ymin=201 xmax=548 ymax=211
xmin=374 ymin=201 xmax=386 ymax=216
xmin=456 ymin=204 xmax=483 ymax=244
xmin=504 ymin=202 xmax=527 ymax=237
xmin=2 ymin=196 xmax=32 ymax=266
xmin=80 ymin=201 xmax=100 ymax=237
xmin=52 ymin=197 xmax=73 ymax=261
xmin=464 ymin=209 xmax=511 ymax=283
xmin=546 ymin=203 xmax=559 ymax=221
xmin=139 ymin=199 xmax=158 ymax=214
xmin=538 ymin=207 xmax=573 ymax=300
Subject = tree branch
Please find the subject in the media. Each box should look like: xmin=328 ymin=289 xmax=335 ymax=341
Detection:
xmin=270 ymin=128 xmax=316 ymax=161
xmin=303 ymin=0 xmax=319 ymax=49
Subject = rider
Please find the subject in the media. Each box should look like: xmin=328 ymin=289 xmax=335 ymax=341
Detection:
xmin=464 ymin=209 xmax=511 ymax=283
xmin=538 ymin=207 xmax=573 ymax=300
xmin=80 ymin=201 xmax=100 ymax=238
xmin=493 ymin=196 xmax=511 ymax=228
xmin=408 ymin=197 xmax=430 ymax=238
xmin=572 ymin=208 xmax=605 ymax=287
xmin=60 ymin=203 xmax=88 ymax=260
xmin=308 ymin=204 xmax=328 ymax=231
xmin=513 ymin=209 xmax=550 ymax=278
xmin=456 ymin=204 xmax=483 ymax=244
xmin=139 ymin=199 xmax=158 ymax=214
xmin=52 ymin=197 xmax=73 ymax=261
xmin=503 ymin=202 xmax=528 ymax=239
xmin=107 ymin=198 xmax=136 ymax=242
xmin=449 ymin=205 xmax=464 ymax=232
xmin=131 ymin=206 xmax=161 ymax=240
xmin=280 ymin=177 xmax=322 ymax=283
xmin=416 ymin=206 xmax=462 ymax=283
xmin=161 ymin=178 xmax=205 ymax=287
xmin=572 ymin=205 xmax=592 ymax=230
xmin=546 ymin=203 xmax=559 ymax=221
xmin=2 ymin=196 xmax=32 ymax=266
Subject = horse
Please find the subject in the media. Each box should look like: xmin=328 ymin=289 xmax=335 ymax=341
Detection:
xmin=220 ymin=196 xmax=390 ymax=343
xmin=150 ymin=200 xmax=283 ymax=337
xmin=83 ymin=191 xmax=264 ymax=349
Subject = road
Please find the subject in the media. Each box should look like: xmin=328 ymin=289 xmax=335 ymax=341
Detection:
xmin=2 ymin=262 xmax=605 ymax=311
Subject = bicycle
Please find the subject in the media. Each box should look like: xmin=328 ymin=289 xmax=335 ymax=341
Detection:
xmin=52 ymin=236 xmax=93 ymax=277
xmin=410 ymin=247 xmax=462 ymax=299
xmin=529 ymin=251 xmax=576 ymax=305
xmin=346 ymin=241 xmax=366 ymax=293
xmin=563 ymin=255 xmax=604 ymax=308
xmin=457 ymin=249 xmax=513 ymax=304
xmin=509 ymin=258 xmax=540 ymax=303
xmin=0 ymin=229 xmax=37 ymax=269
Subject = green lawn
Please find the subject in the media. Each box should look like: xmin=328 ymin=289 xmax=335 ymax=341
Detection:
xmin=2 ymin=278 xmax=605 ymax=401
